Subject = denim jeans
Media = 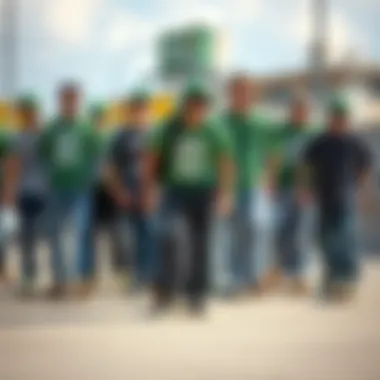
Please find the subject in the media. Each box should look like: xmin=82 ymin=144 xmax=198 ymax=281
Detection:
xmin=18 ymin=193 xmax=47 ymax=281
xmin=81 ymin=193 xmax=96 ymax=280
xmin=0 ymin=245 xmax=5 ymax=274
xmin=211 ymin=188 xmax=273 ymax=292
xmin=318 ymin=201 xmax=359 ymax=284
xmin=111 ymin=208 xmax=155 ymax=286
xmin=275 ymin=188 xmax=312 ymax=277
xmin=155 ymin=188 xmax=214 ymax=300
xmin=49 ymin=190 xmax=92 ymax=285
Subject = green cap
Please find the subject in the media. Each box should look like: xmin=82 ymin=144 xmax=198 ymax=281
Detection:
xmin=329 ymin=95 xmax=350 ymax=116
xmin=182 ymin=81 xmax=211 ymax=103
xmin=128 ymin=89 xmax=151 ymax=105
xmin=16 ymin=95 xmax=39 ymax=110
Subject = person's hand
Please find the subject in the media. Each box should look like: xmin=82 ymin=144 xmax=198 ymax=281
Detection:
xmin=297 ymin=188 xmax=313 ymax=206
xmin=216 ymin=191 xmax=234 ymax=218
xmin=0 ymin=207 xmax=19 ymax=244
xmin=114 ymin=190 xmax=132 ymax=209
xmin=142 ymin=189 xmax=159 ymax=214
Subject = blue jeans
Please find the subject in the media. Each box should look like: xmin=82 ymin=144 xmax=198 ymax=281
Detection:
xmin=227 ymin=188 xmax=273 ymax=290
xmin=18 ymin=193 xmax=47 ymax=281
xmin=318 ymin=202 xmax=359 ymax=284
xmin=81 ymin=193 xmax=96 ymax=280
xmin=155 ymin=188 xmax=214 ymax=300
xmin=49 ymin=191 xmax=92 ymax=285
xmin=276 ymin=188 xmax=312 ymax=277
xmin=112 ymin=209 xmax=155 ymax=286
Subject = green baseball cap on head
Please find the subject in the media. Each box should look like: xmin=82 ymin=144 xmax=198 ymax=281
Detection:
xmin=329 ymin=95 xmax=350 ymax=116
xmin=16 ymin=94 xmax=39 ymax=110
xmin=182 ymin=80 xmax=212 ymax=103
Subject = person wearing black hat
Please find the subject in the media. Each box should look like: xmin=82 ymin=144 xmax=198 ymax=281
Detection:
xmin=107 ymin=90 xmax=155 ymax=291
xmin=144 ymin=82 xmax=234 ymax=314
xmin=40 ymin=82 xmax=101 ymax=299
xmin=302 ymin=96 xmax=372 ymax=301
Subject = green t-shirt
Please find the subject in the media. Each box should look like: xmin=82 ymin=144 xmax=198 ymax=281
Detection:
xmin=275 ymin=123 xmax=314 ymax=188
xmin=224 ymin=112 xmax=276 ymax=190
xmin=39 ymin=118 xmax=100 ymax=191
xmin=149 ymin=118 xmax=232 ymax=189
xmin=0 ymin=130 xmax=12 ymax=158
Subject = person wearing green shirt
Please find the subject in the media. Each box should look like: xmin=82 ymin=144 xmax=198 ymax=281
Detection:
xmin=221 ymin=73 xmax=276 ymax=295
xmin=145 ymin=82 xmax=234 ymax=314
xmin=40 ymin=83 xmax=100 ymax=298
xmin=272 ymin=96 xmax=315 ymax=294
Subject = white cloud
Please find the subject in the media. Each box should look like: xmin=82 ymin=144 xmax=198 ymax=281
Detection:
xmin=43 ymin=0 xmax=105 ymax=46
xmin=106 ymin=11 xmax=152 ymax=52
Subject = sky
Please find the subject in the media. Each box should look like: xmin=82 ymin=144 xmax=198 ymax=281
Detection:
xmin=0 ymin=0 xmax=379 ymax=109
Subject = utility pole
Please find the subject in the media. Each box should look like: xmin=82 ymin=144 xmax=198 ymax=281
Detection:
xmin=0 ymin=0 xmax=18 ymax=100
xmin=310 ymin=0 xmax=328 ymax=111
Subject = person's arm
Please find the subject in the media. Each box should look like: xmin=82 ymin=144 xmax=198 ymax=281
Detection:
xmin=296 ymin=138 xmax=317 ymax=205
xmin=141 ymin=125 xmax=164 ymax=213
xmin=2 ymin=133 xmax=20 ymax=207
xmin=105 ymin=133 xmax=131 ymax=208
xmin=215 ymin=123 xmax=235 ymax=217
xmin=256 ymin=117 xmax=280 ymax=194
xmin=264 ymin=125 xmax=282 ymax=194
xmin=355 ymin=138 xmax=373 ymax=214
xmin=356 ymin=138 xmax=372 ymax=186
xmin=2 ymin=154 xmax=21 ymax=207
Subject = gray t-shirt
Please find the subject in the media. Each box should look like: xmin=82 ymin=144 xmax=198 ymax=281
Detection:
xmin=15 ymin=131 xmax=48 ymax=196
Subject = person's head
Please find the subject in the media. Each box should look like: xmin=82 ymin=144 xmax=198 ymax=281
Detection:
xmin=58 ymin=82 xmax=81 ymax=120
xmin=16 ymin=95 xmax=39 ymax=130
xmin=328 ymin=97 xmax=350 ymax=134
xmin=182 ymin=82 xmax=212 ymax=127
xmin=289 ymin=95 xmax=310 ymax=128
xmin=124 ymin=90 xmax=151 ymax=128
xmin=227 ymin=73 xmax=256 ymax=114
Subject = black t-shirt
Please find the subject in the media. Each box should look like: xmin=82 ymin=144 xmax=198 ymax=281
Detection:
xmin=304 ymin=132 xmax=371 ymax=208
xmin=109 ymin=127 xmax=147 ymax=194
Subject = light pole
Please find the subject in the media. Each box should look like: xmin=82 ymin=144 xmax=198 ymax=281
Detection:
xmin=0 ymin=0 xmax=18 ymax=100
xmin=310 ymin=0 xmax=328 ymax=110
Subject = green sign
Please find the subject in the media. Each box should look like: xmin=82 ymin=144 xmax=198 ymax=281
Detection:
xmin=158 ymin=25 xmax=216 ymax=79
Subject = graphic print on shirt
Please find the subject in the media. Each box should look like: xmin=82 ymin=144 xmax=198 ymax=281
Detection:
xmin=172 ymin=135 xmax=208 ymax=181
xmin=54 ymin=132 xmax=81 ymax=167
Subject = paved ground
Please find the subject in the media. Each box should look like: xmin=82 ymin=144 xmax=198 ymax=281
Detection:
xmin=1 ymin=254 xmax=380 ymax=380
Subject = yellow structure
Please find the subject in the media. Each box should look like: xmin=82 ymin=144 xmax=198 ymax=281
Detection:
xmin=0 ymin=101 xmax=16 ymax=128
xmin=104 ymin=94 xmax=175 ymax=128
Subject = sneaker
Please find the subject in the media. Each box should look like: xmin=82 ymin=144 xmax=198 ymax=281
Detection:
xmin=19 ymin=278 xmax=37 ymax=298
xmin=151 ymin=288 xmax=174 ymax=316
xmin=0 ymin=269 xmax=9 ymax=284
xmin=288 ymin=277 xmax=310 ymax=296
xmin=261 ymin=267 xmax=284 ymax=292
xmin=188 ymin=297 xmax=207 ymax=317
xmin=47 ymin=284 xmax=66 ymax=300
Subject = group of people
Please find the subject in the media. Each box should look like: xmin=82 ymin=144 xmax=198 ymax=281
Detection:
xmin=0 ymin=73 xmax=372 ymax=315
